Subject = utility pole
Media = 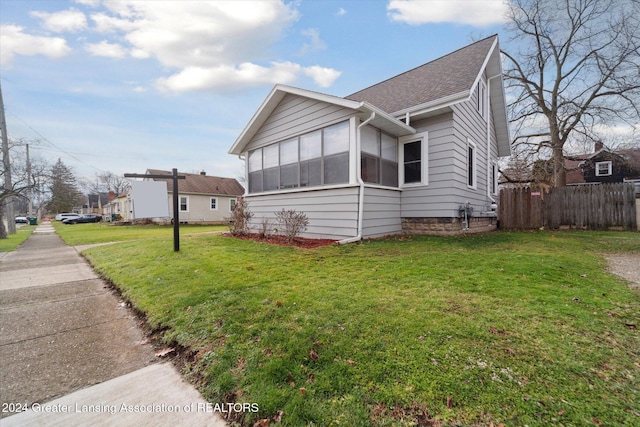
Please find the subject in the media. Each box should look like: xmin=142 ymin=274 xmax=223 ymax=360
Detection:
xmin=26 ymin=143 xmax=32 ymax=217
xmin=0 ymin=82 xmax=16 ymax=235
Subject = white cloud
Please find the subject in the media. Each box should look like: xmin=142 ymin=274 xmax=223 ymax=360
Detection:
xmin=31 ymin=8 xmax=87 ymax=33
xmin=85 ymin=40 xmax=127 ymax=58
xmin=0 ymin=25 xmax=71 ymax=65
xmin=157 ymin=62 xmax=302 ymax=93
xmin=74 ymin=0 xmax=100 ymax=7
xmin=336 ymin=8 xmax=347 ymax=16
xmin=303 ymin=66 xmax=342 ymax=87
xmin=299 ymin=28 xmax=327 ymax=55
xmin=93 ymin=1 xmax=299 ymax=68
xmin=80 ymin=1 xmax=341 ymax=92
xmin=387 ymin=0 xmax=508 ymax=26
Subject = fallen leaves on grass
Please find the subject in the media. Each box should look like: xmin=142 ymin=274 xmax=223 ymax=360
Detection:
xmin=155 ymin=347 xmax=175 ymax=358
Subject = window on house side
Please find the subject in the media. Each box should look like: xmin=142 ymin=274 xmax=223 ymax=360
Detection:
xmin=361 ymin=125 xmax=398 ymax=187
xmin=246 ymin=121 xmax=349 ymax=193
xmin=210 ymin=197 xmax=217 ymax=210
xmin=180 ymin=196 xmax=189 ymax=212
xmin=467 ymin=140 xmax=477 ymax=189
xmin=477 ymin=81 xmax=487 ymax=119
xmin=230 ymin=199 xmax=236 ymax=212
xmin=595 ymin=161 xmax=612 ymax=176
xmin=491 ymin=162 xmax=498 ymax=195
xmin=403 ymin=141 xmax=422 ymax=184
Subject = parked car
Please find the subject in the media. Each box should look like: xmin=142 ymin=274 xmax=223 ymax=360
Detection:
xmin=55 ymin=213 xmax=81 ymax=221
xmin=15 ymin=216 xmax=28 ymax=224
xmin=63 ymin=214 xmax=103 ymax=224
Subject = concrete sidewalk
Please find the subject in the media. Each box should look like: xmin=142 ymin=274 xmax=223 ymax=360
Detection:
xmin=0 ymin=222 xmax=226 ymax=426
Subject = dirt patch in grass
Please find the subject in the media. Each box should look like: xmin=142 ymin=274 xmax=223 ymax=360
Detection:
xmin=605 ymin=253 xmax=640 ymax=290
xmin=223 ymin=232 xmax=337 ymax=248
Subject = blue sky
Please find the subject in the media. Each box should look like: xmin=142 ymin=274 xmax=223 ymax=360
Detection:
xmin=1 ymin=0 xmax=509 ymax=182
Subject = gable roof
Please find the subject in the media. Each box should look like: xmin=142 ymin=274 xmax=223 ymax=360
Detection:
xmin=229 ymin=85 xmax=415 ymax=155
xmin=345 ymin=35 xmax=510 ymax=157
xmin=346 ymin=35 xmax=498 ymax=114
xmin=146 ymin=169 xmax=244 ymax=196
xmin=230 ymin=35 xmax=510 ymax=157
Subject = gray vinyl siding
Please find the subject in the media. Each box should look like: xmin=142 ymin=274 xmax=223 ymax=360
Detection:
xmin=400 ymin=76 xmax=500 ymax=218
xmin=449 ymin=72 xmax=497 ymax=214
xmin=245 ymin=94 xmax=356 ymax=152
xmin=167 ymin=194 xmax=236 ymax=223
xmin=245 ymin=186 xmax=359 ymax=240
xmin=362 ymin=187 xmax=402 ymax=238
xmin=401 ymin=112 xmax=461 ymax=217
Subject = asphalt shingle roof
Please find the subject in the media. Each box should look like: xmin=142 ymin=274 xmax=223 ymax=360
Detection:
xmin=345 ymin=35 xmax=497 ymax=114
xmin=145 ymin=169 xmax=244 ymax=195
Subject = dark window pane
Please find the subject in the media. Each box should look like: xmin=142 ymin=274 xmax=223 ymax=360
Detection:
xmin=280 ymin=163 xmax=299 ymax=189
xmin=404 ymin=162 xmax=421 ymax=184
xmin=361 ymin=154 xmax=379 ymax=184
xmin=468 ymin=146 xmax=474 ymax=186
xmin=263 ymin=167 xmax=279 ymax=191
xmin=381 ymin=159 xmax=398 ymax=187
xmin=404 ymin=141 xmax=421 ymax=162
xmin=300 ymin=159 xmax=321 ymax=187
xmin=324 ymin=153 xmax=349 ymax=184
xmin=249 ymin=171 xmax=263 ymax=193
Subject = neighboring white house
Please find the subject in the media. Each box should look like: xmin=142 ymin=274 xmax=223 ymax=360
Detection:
xmin=229 ymin=35 xmax=511 ymax=241
xmin=104 ymin=193 xmax=133 ymax=222
xmin=146 ymin=170 xmax=244 ymax=224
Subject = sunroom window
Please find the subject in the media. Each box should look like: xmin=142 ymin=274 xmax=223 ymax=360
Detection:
xmin=361 ymin=125 xmax=398 ymax=187
xmin=247 ymin=121 xmax=350 ymax=193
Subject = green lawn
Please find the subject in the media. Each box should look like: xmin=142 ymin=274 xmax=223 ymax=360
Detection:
xmin=0 ymin=225 xmax=35 ymax=252
xmin=76 ymin=230 xmax=639 ymax=426
xmin=52 ymin=221 xmax=226 ymax=246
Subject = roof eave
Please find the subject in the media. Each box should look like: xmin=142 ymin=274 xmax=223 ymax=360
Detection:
xmin=229 ymin=84 xmax=363 ymax=155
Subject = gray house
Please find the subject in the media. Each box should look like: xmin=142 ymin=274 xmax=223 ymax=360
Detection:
xmin=229 ymin=35 xmax=511 ymax=241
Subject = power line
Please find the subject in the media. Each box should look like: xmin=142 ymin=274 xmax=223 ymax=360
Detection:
xmin=6 ymin=110 xmax=106 ymax=174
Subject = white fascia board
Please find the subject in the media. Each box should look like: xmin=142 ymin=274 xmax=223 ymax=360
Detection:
xmin=359 ymin=102 xmax=416 ymax=136
xmin=392 ymin=90 xmax=470 ymax=119
xmin=229 ymin=84 xmax=363 ymax=155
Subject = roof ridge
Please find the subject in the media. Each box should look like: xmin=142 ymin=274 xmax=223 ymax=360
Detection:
xmin=345 ymin=34 xmax=497 ymax=98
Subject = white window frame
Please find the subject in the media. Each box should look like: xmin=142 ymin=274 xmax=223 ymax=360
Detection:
xmin=399 ymin=131 xmax=429 ymax=187
xmin=595 ymin=161 xmax=612 ymax=176
xmin=179 ymin=196 xmax=189 ymax=212
xmin=491 ymin=161 xmax=499 ymax=196
xmin=229 ymin=198 xmax=237 ymax=212
xmin=209 ymin=197 xmax=218 ymax=211
xmin=477 ymin=80 xmax=487 ymax=119
xmin=467 ymin=139 xmax=477 ymax=190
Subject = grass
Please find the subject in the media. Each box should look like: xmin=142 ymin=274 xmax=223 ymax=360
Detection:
xmin=0 ymin=225 xmax=35 ymax=252
xmin=74 ymin=230 xmax=639 ymax=426
xmin=52 ymin=221 xmax=226 ymax=246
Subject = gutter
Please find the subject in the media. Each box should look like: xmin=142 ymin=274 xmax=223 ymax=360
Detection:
xmin=486 ymin=74 xmax=502 ymax=204
xmin=339 ymin=111 xmax=376 ymax=244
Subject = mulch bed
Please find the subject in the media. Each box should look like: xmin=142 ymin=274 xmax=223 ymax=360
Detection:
xmin=222 ymin=233 xmax=337 ymax=248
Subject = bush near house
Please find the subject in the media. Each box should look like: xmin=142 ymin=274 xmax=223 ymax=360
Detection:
xmin=78 ymin=231 xmax=639 ymax=426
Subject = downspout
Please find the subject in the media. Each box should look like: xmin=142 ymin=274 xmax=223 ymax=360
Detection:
xmin=486 ymin=74 xmax=501 ymax=204
xmin=339 ymin=111 xmax=376 ymax=244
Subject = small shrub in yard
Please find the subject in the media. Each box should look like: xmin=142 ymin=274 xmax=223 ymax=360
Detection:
xmin=259 ymin=218 xmax=273 ymax=238
xmin=274 ymin=208 xmax=309 ymax=241
xmin=226 ymin=197 xmax=253 ymax=236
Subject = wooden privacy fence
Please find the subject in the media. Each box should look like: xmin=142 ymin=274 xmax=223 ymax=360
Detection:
xmin=499 ymin=183 xmax=637 ymax=231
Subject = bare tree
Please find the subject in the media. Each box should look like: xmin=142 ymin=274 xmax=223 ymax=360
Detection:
xmin=502 ymin=0 xmax=640 ymax=187
xmin=81 ymin=171 xmax=131 ymax=197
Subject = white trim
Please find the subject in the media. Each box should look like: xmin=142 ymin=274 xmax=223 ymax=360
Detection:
xmin=179 ymin=195 xmax=189 ymax=212
xmin=209 ymin=197 xmax=218 ymax=211
xmin=595 ymin=161 xmax=612 ymax=176
xmin=467 ymin=139 xmax=477 ymax=190
xmin=399 ymin=131 xmax=429 ymax=187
